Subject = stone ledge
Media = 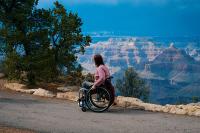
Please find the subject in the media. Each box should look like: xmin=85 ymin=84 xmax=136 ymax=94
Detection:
xmin=33 ymin=88 xmax=56 ymax=98
xmin=4 ymin=82 xmax=200 ymax=117
xmin=56 ymin=92 xmax=78 ymax=101
xmin=116 ymin=96 xmax=200 ymax=117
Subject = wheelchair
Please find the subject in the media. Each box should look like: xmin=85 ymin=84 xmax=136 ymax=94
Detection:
xmin=78 ymin=77 xmax=114 ymax=112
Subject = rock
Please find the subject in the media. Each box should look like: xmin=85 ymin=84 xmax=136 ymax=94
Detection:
xmin=116 ymin=96 xmax=164 ymax=111
xmin=194 ymin=110 xmax=200 ymax=117
xmin=4 ymin=83 xmax=26 ymax=91
xmin=169 ymin=106 xmax=177 ymax=114
xmin=162 ymin=106 xmax=170 ymax=113
xmin=177 ymin=105 xmax=184 ymax=109
xmin=144 ymin=104 xmax=163 ymax=112
xmin=33 ymin=88 xmax=55 ymax=98
xmin=124 ymin=101 xmax=132 ymax=108
xmin=4 ymin=83 xmax=37 ymax=94
xmin=116 ymin=96 xmax=143 ymax=108
xmin=188 ymin=111 xmax=196 ymax=116
xmin=19 ymin=89 xmax=37 ymax=94
xmin=178 ymin=105 xmax=200 ymax=116
xmin=154 ymin=105 xmax=163 ymax=112
xmin=144 ymin=104 xmax=154 ymax=111
xmin=175 ymin=108 xmax=187 ymax=115
xmin=57 ymin=86 xmax=79 ymax=92
xmin=56 ymin=92 xmax=78 ymax=101
xmin=185 ymin=105 xmax=197 ymax=113
xmin=57 ymin=87 xmax=71 ymax=92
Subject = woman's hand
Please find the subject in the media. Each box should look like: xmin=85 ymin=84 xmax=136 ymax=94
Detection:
xmin=91 ymin=85 xmax=96 ymax=90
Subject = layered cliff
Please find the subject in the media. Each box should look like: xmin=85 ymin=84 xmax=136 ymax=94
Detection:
xmin=78 ymin=37 xmax=200 ymax=104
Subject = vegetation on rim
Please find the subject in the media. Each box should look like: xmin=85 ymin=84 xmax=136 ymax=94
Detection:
xmin=0 ymin=0 xmax=91 ymax=85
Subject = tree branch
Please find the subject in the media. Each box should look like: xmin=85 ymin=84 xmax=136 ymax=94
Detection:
xmin=9 ymin=0 xmax=16 ymax=12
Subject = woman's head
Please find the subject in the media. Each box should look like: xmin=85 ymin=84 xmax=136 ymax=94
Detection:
xmin=93 ymin=54 xmax=104 ymax=67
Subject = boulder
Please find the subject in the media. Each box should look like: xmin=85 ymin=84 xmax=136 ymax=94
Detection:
xmin=175 ymin=108 xmax=187 ymax=115
xmin=56 ymin=92 xmax=78 ymax=101
xmin=57 ymin=87 xmax=71 ymax=92
xmin=176 ymin=105 xmax=184 ymax=109
xmin=4 ymin=83 xmax=26 ymax=91
xmin=154 ymin=105 xmax=163 ymax=112
xmin=183 ymin=105 xmax=197 ymax=113
xmin=33 ymin=88 xmax=55 ymax=98
xmin=162 ymin=106 xmax=170 ymax=113
xmin=116 ymin=96 xmax=143 ymax=108
xmin=57 ymin=86 xmax=79 ymax=92
xmin=188 ymin=111 xmax=196 ymax=116
xmin=144 ymin=104 xmax=163 ymax=112
xmin=4 ymin=83 xmax=37 ymax=94
xmin=143 ymin=104 xmax=154 ymax=111
xmin=169 ymin=106 xmax=177 ymax=114
xmin=194 ymin=110 xmax=200 ymax=117
xmin=19 ymin=89 xmax=37 ymax=94
xmin=187 ymin=106 xmax=198 ymax=116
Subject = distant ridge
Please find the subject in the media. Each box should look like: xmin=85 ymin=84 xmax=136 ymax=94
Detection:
xmin=78 ymin=37 xmax=200 ymax=104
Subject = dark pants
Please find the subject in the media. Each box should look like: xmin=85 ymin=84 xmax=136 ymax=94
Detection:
xmin=82 ymin=81 xmax=93 ymax=90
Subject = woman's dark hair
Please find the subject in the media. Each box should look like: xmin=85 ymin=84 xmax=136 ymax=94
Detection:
xmin=93 ymin=54 xmax=104 ymax=67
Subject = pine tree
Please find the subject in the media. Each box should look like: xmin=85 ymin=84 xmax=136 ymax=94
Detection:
xmin=116 ymin=67 xmax=150 ymax=102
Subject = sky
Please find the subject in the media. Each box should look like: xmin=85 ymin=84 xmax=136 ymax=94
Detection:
xmin=38 ymin=0 xmax=200 ymax=36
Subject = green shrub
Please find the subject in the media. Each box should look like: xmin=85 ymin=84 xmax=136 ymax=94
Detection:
xmin=192 ymin=96 xmax=199 ymax=103
xmin=3 ymin=52 xmax=22 ymax=80
xmin=116 ymin=67 xmax=150 ymax=102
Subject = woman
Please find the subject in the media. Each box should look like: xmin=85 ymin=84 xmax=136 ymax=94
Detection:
xmin=82 ymin=54 xmax=110 ymax=90
xmin=82 ymin=54 xmax=116 ymax=105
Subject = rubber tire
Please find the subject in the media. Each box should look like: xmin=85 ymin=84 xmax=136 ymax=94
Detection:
xmin=86 ymin=87 xmax=112 ymax=113
xmin=81 ymin=107 xmax=87 ymax=112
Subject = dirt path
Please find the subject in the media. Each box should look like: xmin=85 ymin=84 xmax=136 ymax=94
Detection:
xmin=0 ymin=125 xmax=35 ymax=133
xmin=0 ymin=89 xmax=200 ymax=133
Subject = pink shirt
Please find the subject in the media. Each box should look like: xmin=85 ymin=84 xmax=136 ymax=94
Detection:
xmin=94 ymin=65 xmax=110 ymax=87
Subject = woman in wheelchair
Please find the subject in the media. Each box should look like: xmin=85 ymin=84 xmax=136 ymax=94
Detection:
xmin=79 ymin=54 xmax=115 ymax=112
xmin=82 ymin=54 xmax=110 ymax=90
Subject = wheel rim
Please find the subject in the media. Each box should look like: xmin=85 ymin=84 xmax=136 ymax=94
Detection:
xmin=86 ymin=87 xmax=111 ymax=112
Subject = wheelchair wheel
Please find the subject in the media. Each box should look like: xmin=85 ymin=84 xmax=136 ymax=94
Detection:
xmin=81 ymin=107 xmax=87 ymax=112
xmin=86 ymin=87 xmax=112 ymax=112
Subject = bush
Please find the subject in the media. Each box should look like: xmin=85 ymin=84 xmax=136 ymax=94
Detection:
xmin=3 ymin=52 xmax=23 ymax=80
xmin=192 ymin=96 xmax=199 ymax=103
xmin=115 ymin=67 xmax=150 ymax=102
xmin=83 ymin=73 xmax=95 ymax=82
